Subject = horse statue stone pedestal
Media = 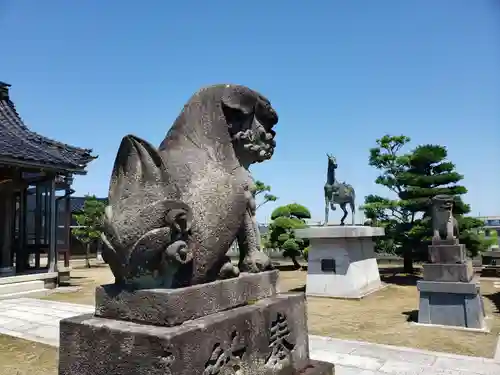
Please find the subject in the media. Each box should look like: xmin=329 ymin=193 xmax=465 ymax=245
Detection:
xmin=295 ymin=225 xmax=386 ymax=299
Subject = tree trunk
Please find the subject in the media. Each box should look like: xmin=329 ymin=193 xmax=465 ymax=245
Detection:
xmin=85 ymin=243 xmax=91 ymax=268
xmin=96 ymin=241 xmax=103 ymax=262
xmin=291 ymin=255 xmax=302 ymax=270
xmin=403 ymin=246 xmax=414 ymax=274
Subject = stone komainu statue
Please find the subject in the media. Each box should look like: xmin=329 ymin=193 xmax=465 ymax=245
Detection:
xmin=431 ymin=194 xmax=459 ymax=243
xmin=101 ymin=84 xmax=278 ymax=288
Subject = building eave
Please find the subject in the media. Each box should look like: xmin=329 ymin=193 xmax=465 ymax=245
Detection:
xmin=0 ymin=81 xmax=97 ymax=168
xmin=0 ymin=156 xmax=89 ymax=175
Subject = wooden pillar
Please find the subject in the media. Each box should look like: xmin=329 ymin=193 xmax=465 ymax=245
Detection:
xmin=64 ymin=187 xmax=71 ymax=268
xmin=17 ymin=185 xmax=27 ymax=272
xmin=10 ymin=190 xmax=17 ymax=267
xmin=0 ymin=183 xmax=14 ymax=274
xmin=48 ymin=177 xmax=57 ymax=272
xmin=35 ymin=184 xmax=42 ymax=268
xmin=44 ymin=183 xmax=50 ymax=245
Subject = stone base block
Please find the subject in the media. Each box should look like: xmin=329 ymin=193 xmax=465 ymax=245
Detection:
xmin=59 ymin=293 xmax=325 ymax=375
xmin=422 ymin=261 xmax=474 ymax=282
xmin=58 ymin=269 xmax=71 ymax=284
xmin=0 ymin=267 xmax=15 ymax=276
xmin=295 ymin=225 xmax=384 ymax=239
xmin=306 ymin=274 xmax=386 ymax=299
xmin=302 ymin=360 xmax=335 ymax=374
xmin=417 ymin=280 xmax=486 ymax=329
xmin=428 ymin=244 xmax=466 ymax=264
xmin=482 ymin=266 xmax=500 ymax=277
xmin=95 ymin=270 xmax=279 ymax=327
xmin=410 ymin=320 xmax=490 ymax=333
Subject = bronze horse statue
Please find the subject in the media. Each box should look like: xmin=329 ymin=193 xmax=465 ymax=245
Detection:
xmin=323 ymin=154 xmax=356 ymax=226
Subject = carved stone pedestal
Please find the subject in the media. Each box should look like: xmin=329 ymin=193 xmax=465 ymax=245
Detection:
xmin=58 ymin=270 xmax=334 ymax=375
xmin=417 ymin=279 xmax=486 ymax=329
xmin=295 ymin=226 xmax=385 ymax=299
xmin=417 ymin=240 xmax=486 ymax=330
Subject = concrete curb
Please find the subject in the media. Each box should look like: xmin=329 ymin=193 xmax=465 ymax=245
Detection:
xmin=409 ymin=319 xmax=491 ymax=334
xmin=309 ymin=335 xmax=500 ymax=364
xmin=494 ymin=335 xmax=500 ymax=362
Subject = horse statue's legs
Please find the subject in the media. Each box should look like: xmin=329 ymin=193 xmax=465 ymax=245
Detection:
xmin=339 ymin=202 xmax=348 ymax=226
xmin=323 ymin=196 xmax=330 ymax=226
xmin=350 ymin=199 xmax=356 ymax=225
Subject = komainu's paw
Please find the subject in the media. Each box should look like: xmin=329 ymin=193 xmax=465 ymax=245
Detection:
xmin=218 ymin=259 xmax=240 ymax=279
xmin=164 ymin=240 xmax=192 ymax=264
xmin=239 ymin=251 xmax=273 ymax=273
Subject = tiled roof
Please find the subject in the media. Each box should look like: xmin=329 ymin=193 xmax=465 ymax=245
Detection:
xmin=0 ymin=81 xmax=96 ymax=172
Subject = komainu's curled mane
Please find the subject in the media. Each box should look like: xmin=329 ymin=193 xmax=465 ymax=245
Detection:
xmin=101 ymin=84 xmax=278 ymax=288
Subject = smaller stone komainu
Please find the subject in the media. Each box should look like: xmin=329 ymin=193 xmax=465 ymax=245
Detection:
xmin=431 ymin=194 xmax=459 ymax=243
xmin=100 ymin=84 xmax=278 ymax=289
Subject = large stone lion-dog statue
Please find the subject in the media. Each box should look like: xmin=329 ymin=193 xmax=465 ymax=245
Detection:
xmin=101 ymin=84 xmax=277 ymax=288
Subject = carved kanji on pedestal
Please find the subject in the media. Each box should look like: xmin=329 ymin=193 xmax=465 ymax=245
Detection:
xmin=204 ymin=331 xmax=247 ymax=375
xmin=265 ymin=313 xmax=296 ymax=368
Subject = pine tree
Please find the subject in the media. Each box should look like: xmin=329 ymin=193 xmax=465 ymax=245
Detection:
xmin=72 ymin=195 xmax=106 ymax=268
xmin=363 ymin=135 xmax=488 ymax=273
xmin=252 ymin=180 xmax=278 ymax=210
xmin=362 ymin=135 xmax=415 ymax=271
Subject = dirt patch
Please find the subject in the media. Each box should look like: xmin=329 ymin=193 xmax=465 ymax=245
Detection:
xmin=0 ymin=335 xmax=57 ymax=375
xmin=43 ymin=264 xmax=113 ymax=306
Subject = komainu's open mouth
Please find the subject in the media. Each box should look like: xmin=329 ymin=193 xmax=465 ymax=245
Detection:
xmin=235 ymin=124 xmax=275 ymax=162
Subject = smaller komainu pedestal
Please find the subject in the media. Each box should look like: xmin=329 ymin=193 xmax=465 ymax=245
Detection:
xmin=58 ymin=270 xmax=334 ymax=375
xmin=295 ymin=226 xmax=385 ymax=299
xmin=417 ymin=239 xmax=486 ymax=330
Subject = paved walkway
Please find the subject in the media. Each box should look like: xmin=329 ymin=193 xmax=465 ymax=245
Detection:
xmin=0 ymin=298 xmax=499 ymax=375
xmin=0 ymin=298 xmax=93 ymax=347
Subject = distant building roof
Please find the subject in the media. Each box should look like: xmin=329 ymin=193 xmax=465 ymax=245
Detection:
xmin=258 ymin=224 xmax=269 ymax=234
xmin=0 ymin=81 xmax=96 ymax=173
xmin=25 ymin=194 xmax=107 ymax=214
xmin=70 ymin=196 xmax=108 ymax=213
xmin=476 ymin=216 xmax=500 ymax=228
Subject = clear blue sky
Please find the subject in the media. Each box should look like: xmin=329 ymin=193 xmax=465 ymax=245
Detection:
xmin=1 ymin=1 xmax=499 ymax=223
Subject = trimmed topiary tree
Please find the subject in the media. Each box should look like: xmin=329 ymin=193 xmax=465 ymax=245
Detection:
xmin=268 ymin=203 xmax=311 ymax=269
